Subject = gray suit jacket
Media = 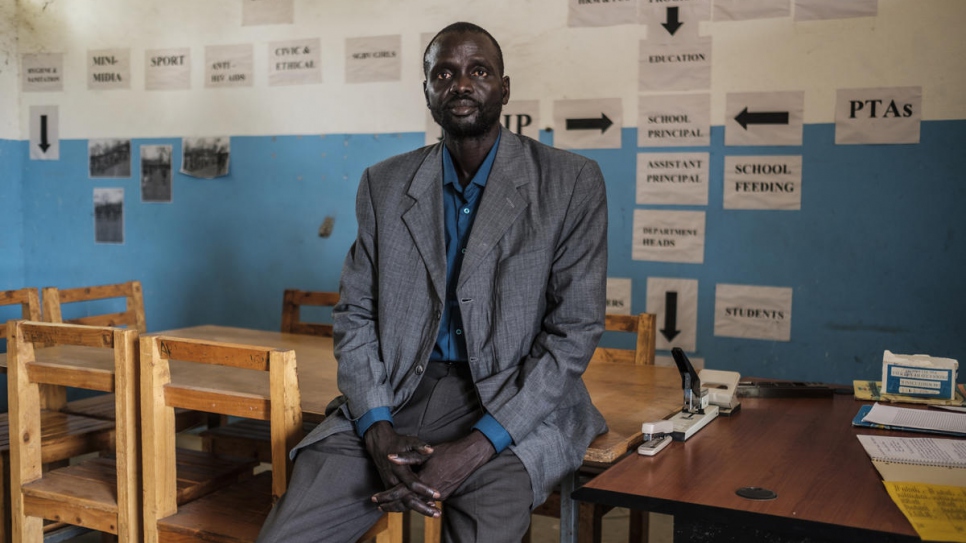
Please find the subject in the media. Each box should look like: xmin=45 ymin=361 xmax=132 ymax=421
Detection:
xmin=294 ymin=127 xmax=608 ymax=506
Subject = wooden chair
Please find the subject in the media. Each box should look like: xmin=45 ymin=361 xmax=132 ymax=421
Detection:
xmin=0 ymin=288 xmax=41 ymax=322
xmin=525 ymin=313 xmax=658 ymax=543
xmin=7 ymin=321 xmax=140 ymax=542
xmin=280 ymin=288 xmax=339 ymax=336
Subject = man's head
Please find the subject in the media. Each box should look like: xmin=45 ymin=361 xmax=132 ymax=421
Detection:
xmin=423 ymin=22 xmax=510 ymax=140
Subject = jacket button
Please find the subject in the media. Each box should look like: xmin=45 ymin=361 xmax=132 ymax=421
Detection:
xmin=415 ymin=365 xmax=424 ymax=375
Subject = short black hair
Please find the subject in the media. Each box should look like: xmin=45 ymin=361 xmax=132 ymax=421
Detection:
xmin=423 ymin=22 xmax=504 ymax=79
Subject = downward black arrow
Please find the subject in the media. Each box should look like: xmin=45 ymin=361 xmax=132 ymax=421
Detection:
xmin=661 ymin=291 xmax=681 ymax=342
xmin=566 ymin=113 xmax=613 ymax=134
xmin=734 ymin=107 xmax=789 ymax=130
xmin=39 ymin=115 xmax=50 ymax=152
xmin=662 ymin=6 xmax=683 ymax=36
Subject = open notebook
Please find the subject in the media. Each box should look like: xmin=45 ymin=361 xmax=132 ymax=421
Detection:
xmin=857 ymin=435 xmax=966 ymax=486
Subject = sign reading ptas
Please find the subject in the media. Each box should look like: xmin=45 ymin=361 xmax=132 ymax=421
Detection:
xmin=632 ymin=209 xmax=705 ymax=263
xmin=835 ymin=87 xmax=921 ymax=145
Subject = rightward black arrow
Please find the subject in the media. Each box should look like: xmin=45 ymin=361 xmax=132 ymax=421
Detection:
xmin=39 ymin=115 xmax=50 ymax=152
xmin=662 ymin=6 xmax=683 ymax=35
xmin=566 ymin=113 xmax=613 ymax=134
xmin=735 ymin=107 xmax=789 ymax=130
xmin=661 ymin=291 xmax=681 ymax=342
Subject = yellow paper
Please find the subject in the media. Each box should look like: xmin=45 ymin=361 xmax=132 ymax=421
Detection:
xmin=884 ymin=482 xmax=966 ymax=542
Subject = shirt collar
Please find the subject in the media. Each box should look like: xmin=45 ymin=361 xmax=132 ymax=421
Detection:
xmin=442 ymin=131 xmax=502 ymax=189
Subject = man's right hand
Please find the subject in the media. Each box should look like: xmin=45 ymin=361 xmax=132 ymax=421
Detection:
xmin=363 ymin=421 xmax=441 ymax=517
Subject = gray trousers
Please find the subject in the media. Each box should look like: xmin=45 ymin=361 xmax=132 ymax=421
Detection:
xmin=256 ymin=361 xmax=533 ymax=543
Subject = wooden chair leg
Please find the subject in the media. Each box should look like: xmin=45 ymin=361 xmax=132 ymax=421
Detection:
xmin=629 ymin=509 xmax=649 ymax=543
xmin=423 ymin=502 xmax=443 ymax=543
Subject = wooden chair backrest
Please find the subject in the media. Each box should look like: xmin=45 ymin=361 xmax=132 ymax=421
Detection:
xmin=140 ymin=335 xmax=302 ymax=540
xmin=6 ymin=320 xmax=139 ymax=541
xmin=42 ymin=280 xmax=146 ymax=333
xmin=280 ymin=289 xmax=339 ymax=337
xmin=591 ymin=313 xmax=657 ymax=366
xmin=0 ymin=288 xmax=42 ymax=321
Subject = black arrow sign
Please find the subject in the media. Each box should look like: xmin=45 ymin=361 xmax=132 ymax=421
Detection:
xmin=661 ymin=291 xmax=681 ymax=342
xmin=39 ymin=115 xmax=51 ymax=152
xmin=735 ymin=107 xmax=789 ymax=130
xmin=662 ymin=6 xmax=683 ymax=36
xmin=566 ymin=113 xmax=613 ymax=134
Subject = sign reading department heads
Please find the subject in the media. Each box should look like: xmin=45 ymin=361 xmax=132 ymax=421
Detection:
xmin=639 ymin=0 xmax=711 ymax=43
xmin=725 ymin=91 xmax=804 ymax=146
xmin=346 ymin=35 xmax=401 ymax=84
xmin=205 ymin=44 xmax=253 ymax=88
xmin=606 ymin=278 xmax=633 ymax=316
xmin=29 ymin=105 xmax=59 ymax=160
xmin=87 ymin=48 xmax=130 ymax=90
xmin=22 ymin=53 xmax=64 ymax=92
xmin=637 ymin=152 xmax=709 ymax=206
xmin=713 ymin=0 xmax=790 ymax=21
xmin=638 ymin=93 xmax=710 ymax=147
xmin=835 ymin=87 xmax=921 ymax=145
xmin=714 ymin=284 xmax=792 ymax=341
xmin=723 ymin=156 xmax=802 ymax=210
xmin=632 ymin=209 xmax=705 ymax=263
xmin=794 ymin=0 xmax=877 ymax=21
xmin=553 ymin=98 xmax=622 ymax=150
xmin=568 ymin=0 xmax=637 ymax=27
xmin=646 ymin=277 xmax=698 ymax=351
xmin=269 ymin=38 xmax=321 ymax=86
xmin=146 ymin=48 xmax=191 ymax=91
xmin=639 ymin=37 xmax=711 ymax=92
xmin=425 ymin=100 xmax=540 ymax=146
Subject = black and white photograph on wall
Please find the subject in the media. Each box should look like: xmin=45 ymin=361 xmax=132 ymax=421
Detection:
xmin=180 ymin=136 xmax=230 ymax=179
xmin=141 ymin=144 xmax=173 ymax=202
xmin=94 ymin=187 xmax=124 ymax=244
xmin=88 ymin=138 xmax=131 ymax=178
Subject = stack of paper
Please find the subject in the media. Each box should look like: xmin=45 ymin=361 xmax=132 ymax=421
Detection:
xmin=853 ymin=402 xmax=966 ymax=437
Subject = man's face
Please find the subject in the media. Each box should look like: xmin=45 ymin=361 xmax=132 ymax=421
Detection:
xmin=424 ymin=31 xmax=510 ymax=140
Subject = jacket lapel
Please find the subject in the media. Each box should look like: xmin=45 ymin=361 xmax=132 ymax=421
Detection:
xmin=402 ymin=145 xmax=447 ymax=303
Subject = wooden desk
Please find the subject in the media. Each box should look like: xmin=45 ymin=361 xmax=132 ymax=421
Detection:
xmin=572 ymin=394 xmax=921 ymax=543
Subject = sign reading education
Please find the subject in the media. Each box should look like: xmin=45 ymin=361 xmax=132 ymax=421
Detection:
xmin=637 ymin=152 xmax=709 ymax=205
xmin=29 ymin=105 xmax=59 ymax=160
xmin=205 ymin=44 xmax=254 ymax=88
xmin=88 ymin=48 xmax=130 ymax=90
xmin=638 ymin=93 xmax=710 ymax=147
xmin=725 ymin=91 xmax=803 ymax=146
xmin=835 ymin=87 xmax=921 ymax=145
xmin=568 ymin=0 xmax=637 ymax=27
xmin=723 ymin=155 xmax=802 ymax=210
xmin=553 ymin=98 xmax=622 ymax=150
xmin=639 ymin=38 xmax=712 ymax=91
xmin=346 ymin=35 xmax=401 ymax=84
xmin=146 ymin=48 xmax=191 ymax=90
xmin=606 ymin=277 xmax=633 ymax=316
xmin=647 ymin=277 xmax=699 ymax=351
xmin=714 ymin=283 xmax=793 ymax=341
xmin=632 ymin=209 xmax=706 ymax=263
xmin=22 ymin=53 xmax=63 ymax=92
xmin=713 ymin=0 xmax=790 ymax=21
xmin=269 ymin=38 xmax=321 ymax=86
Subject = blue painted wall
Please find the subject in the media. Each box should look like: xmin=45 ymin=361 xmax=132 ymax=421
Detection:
xmin=2 ymin=121 xmax=964 ymax=409
xmin=0 ymin=139 xmax=24 ymax=289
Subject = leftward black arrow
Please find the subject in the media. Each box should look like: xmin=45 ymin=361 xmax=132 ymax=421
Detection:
xmin=662 ymin=6 xmax=683 ymax=36
xmin=39 ymin=115 xmax=50 ymax=152
xmin=661 ymin=291 xmax=681 ymax=342
xmin=735 ymin=107 xmax=789 ymax=130
xmin=566 ymin=113 xmax=613 ymax=134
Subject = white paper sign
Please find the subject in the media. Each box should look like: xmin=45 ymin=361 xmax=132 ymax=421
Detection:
xmin=606 ymin=278 xmax=633 ymax=316
xmin=639 ymin=38 xmax=712 ymax=91
xmin=145 ymin=48 xmax=191 ymax=91
xmin=87 ymin=48 xmax=130 ymax=90
xmin=632 ymin=209 xmax=705 ymax=263
xmin=205 ymin=44 xmax=254 ymax=88
xmin=242 ymin=0 xmax=294 ymax=26
xmin=29 ymin=105 xmax=59 ymax=160
xmin=269 ymin=38 xmax=321 ymax=86
xmin=713 ymin=0 xmax=790 ymax=21
xmin=723 ymin=156 xmax=802 ymax=210
xmin=568 ymin=0 xmax=638 ymax=27
xmin=93 ymin=188 xmax=125 ymax=244
xmin=714 ymin=284 xmax=793 ymax=341
xmin=553 ymin=98 xmax=622 ymax=150
xmin=501 ymin=100 xmax=540 ymax=140
xmin=637 ymin=152 xmax=709 ymax=205
xmin=638 ymin=93 xmax=710 ymax=147
xmin=22 ymin=53 xmax=64 ymax=92
xmin=647 ymin=277 xmax=698 ymax=351
xmin=639 ymin=0 xmax=711 ymax=43
xmin=726 ymin=91 xmax=804 ymax=146
xmin=794 ymin=0 xmax=877 ymax=21
xmin=346 ymin=35 xmax=401 ymax=84
xmin=835 ymin=87 xmax=921 ymax=145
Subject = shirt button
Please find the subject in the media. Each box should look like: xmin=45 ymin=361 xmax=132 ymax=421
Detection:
xmin=462 ymin=208 xmax=470 ymax=214
xmin=461 ymin=248 xmax=467 ymax=254
xmin=455 ymin=329 xmax=462 ymax=336
xmin=415 ymin=365 xmax=424 ymax=375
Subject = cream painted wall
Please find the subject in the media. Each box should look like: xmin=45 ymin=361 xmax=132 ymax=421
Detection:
xmin=1 ymin=0 xmax=20 ymax=139
xmin=11 ymin=0 xmax=966 ymax=139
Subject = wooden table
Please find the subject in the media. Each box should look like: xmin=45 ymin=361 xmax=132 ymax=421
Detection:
xmin=572 ymin=393 xmax=922 ymax=543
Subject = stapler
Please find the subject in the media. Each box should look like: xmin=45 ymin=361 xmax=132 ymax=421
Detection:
xmin=668 ymin=348 xmax=719 ymax=441
xmin=637 ymin=420 xmax=673 ymax=456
